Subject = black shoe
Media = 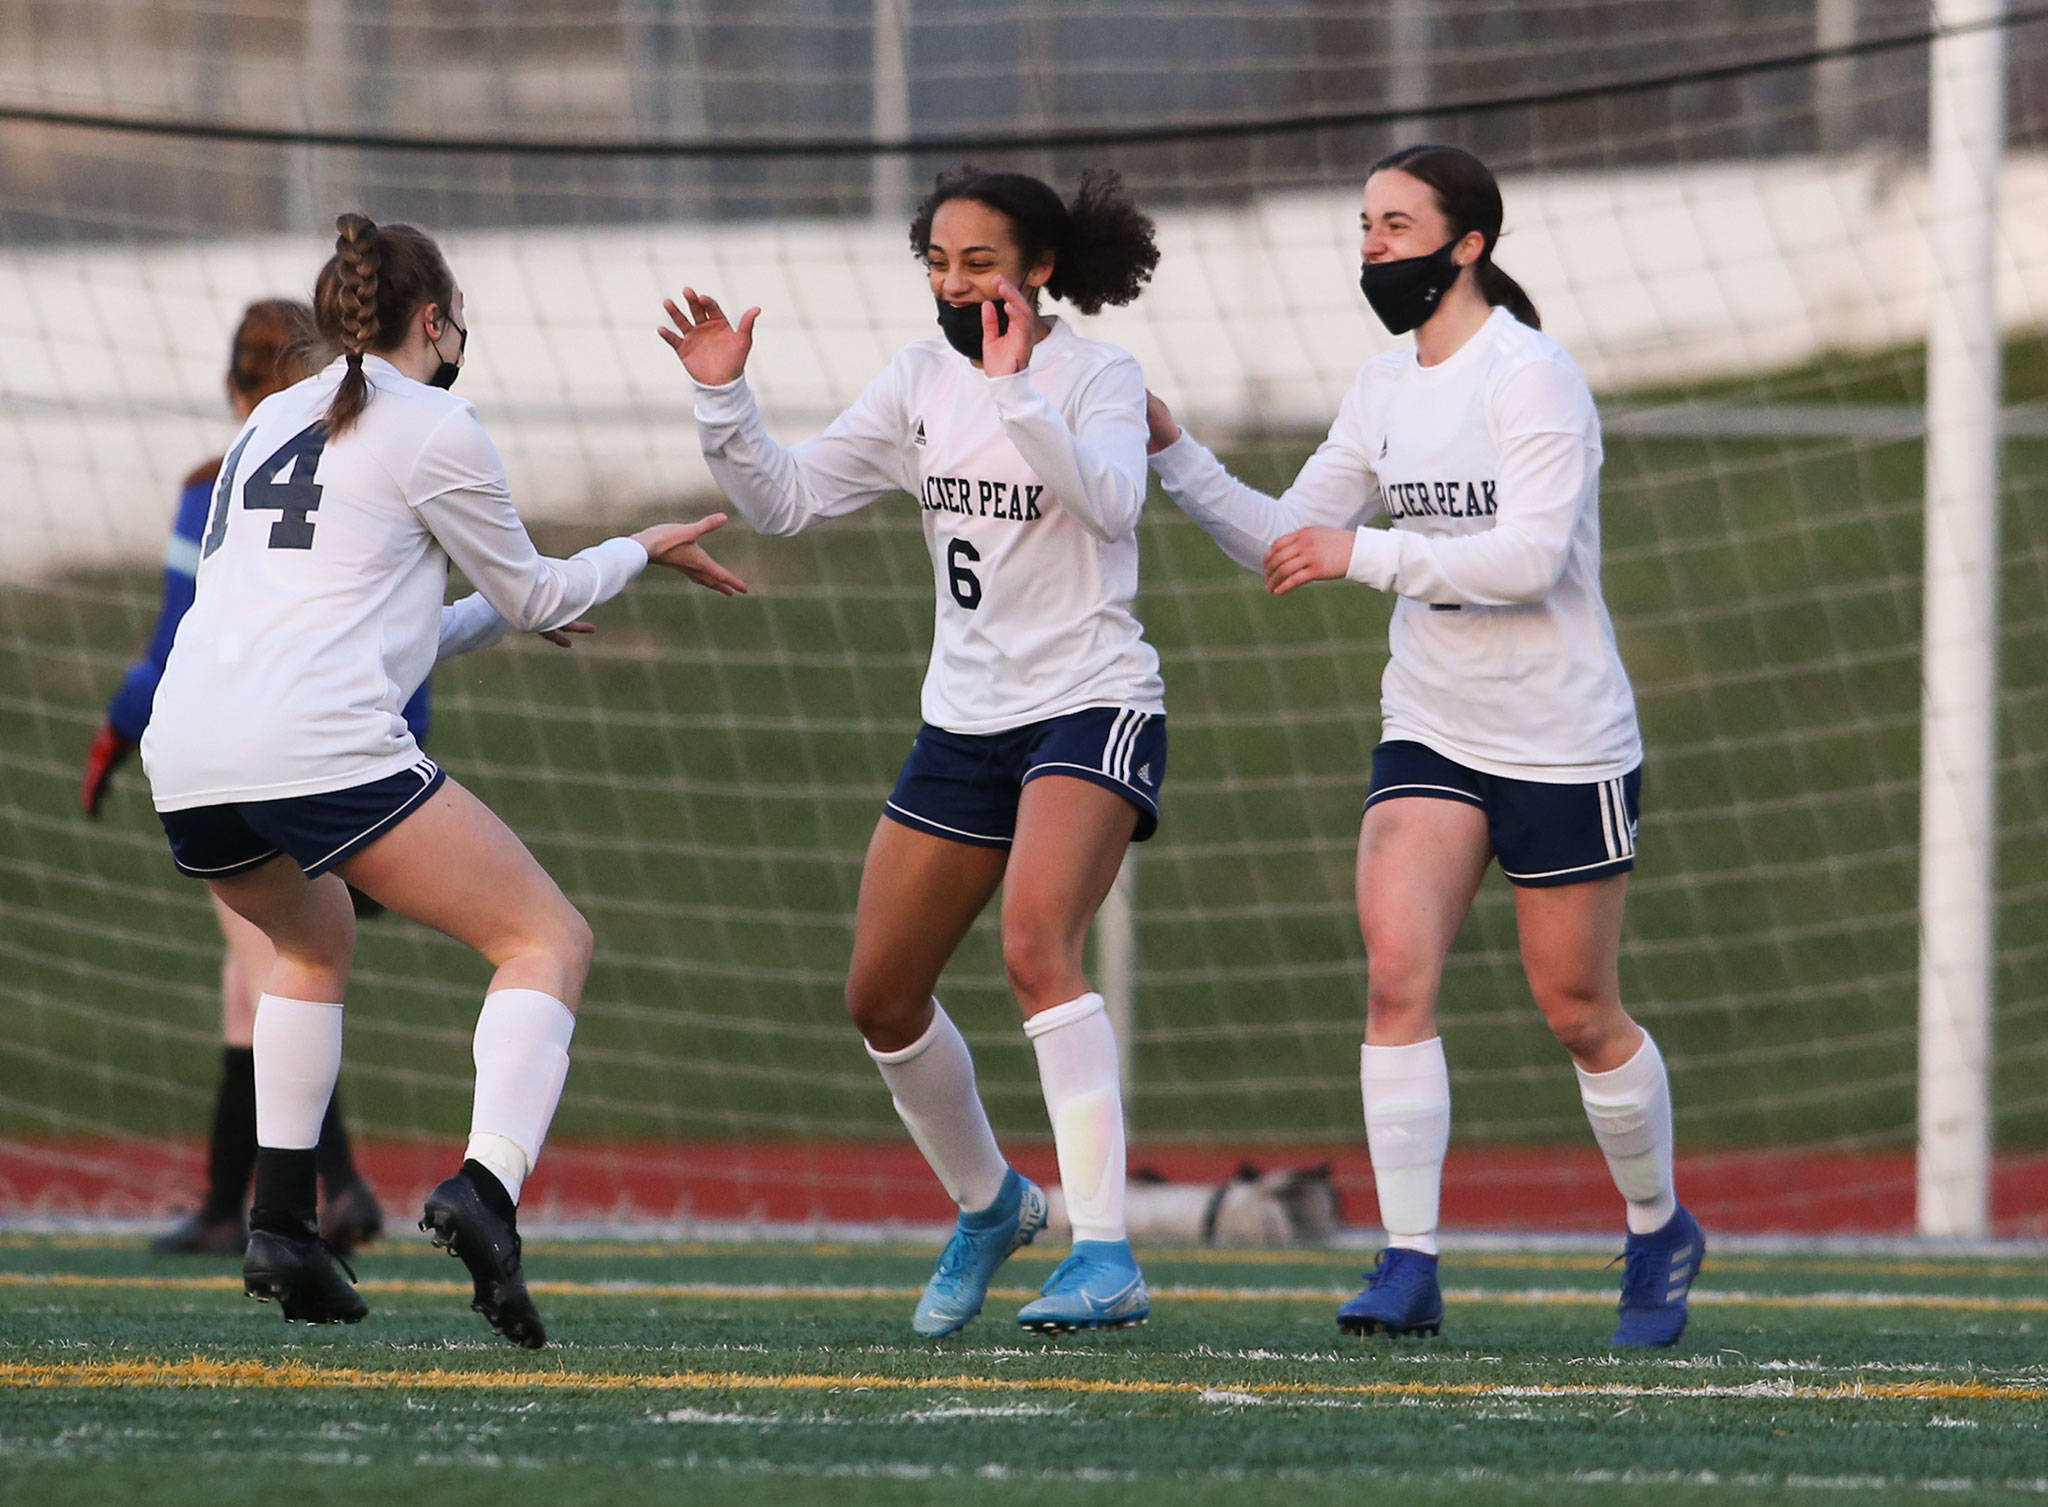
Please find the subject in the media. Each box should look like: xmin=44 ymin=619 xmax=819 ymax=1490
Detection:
xmin=242 ymin=1225 xmax=368 ymax=1325
xmin=320 ymin=1180 xmax=385 ymax=1255
xmin=151 ymin=1209 xmax=248 ymax=1257
xmin=420 ymin=1171 xmax=547 ymax=1349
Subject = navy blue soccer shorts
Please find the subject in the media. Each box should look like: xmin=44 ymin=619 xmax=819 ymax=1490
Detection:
xmin=1365 ymin=739 xmax=1640 ymax=887
xmin=158 ymin=757 xmax=446 ymax=881
xmin=885 ymin=706 xmax=1167 ymax=848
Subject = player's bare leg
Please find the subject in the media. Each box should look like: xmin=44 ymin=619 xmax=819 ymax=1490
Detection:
xmin=204 ymin=860 xmax=365 ymax=1323
xmin=1517 ymin=873 xmax=1698 ymax=1345
xmin=1342 ymin=796 xmax=1489 ymax=1337
xmin=1005 ymin=775 xmax=1150 ymax=1333
xmin=338 ymin=777 xmax=596 ymax=1349
xmin=845 ymin=818 xmax=1029 ymax=1335
xmin=846 ymin=816 xmax=1007 ymax=1054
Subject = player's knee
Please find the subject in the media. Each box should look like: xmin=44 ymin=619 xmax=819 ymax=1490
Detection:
xmin=1000 ymin=913 xmax=1080 ymax=1010
xmin=1362 ymin=938 xmax=1437 ymax=1033
xmin=1536 ymin=985 xmax=1619 ymax=1059
xmin=550 ymin=905 xmax=595 ymax=980
xmin=1364 ymin=974 xmax=1433 ymax=1037
xmin=844 ymin=971 xmax=921 ymax=1044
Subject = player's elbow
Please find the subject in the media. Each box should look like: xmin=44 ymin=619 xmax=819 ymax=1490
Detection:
xmin=1488 ymin=537 xmax=1571 ymax=604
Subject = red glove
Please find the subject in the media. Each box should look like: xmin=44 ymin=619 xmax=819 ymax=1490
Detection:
xmin=80 ymin=722 xmax=136 ymax=816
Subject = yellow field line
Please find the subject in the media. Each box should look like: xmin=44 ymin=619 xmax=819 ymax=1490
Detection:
xmin=2 ymin=1355 xmax=2044 ymax=1403
xmin=5 ymin=1269 xmax=2047 ymax=1313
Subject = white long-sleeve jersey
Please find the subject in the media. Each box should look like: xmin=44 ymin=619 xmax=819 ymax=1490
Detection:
xmin=144 ymin=354 xmax=648 ymax=810
xmin=693 ymin=320 xmax=1165 ymax=735
xmin=1151 ymin=307 xmax=1639 ymax=781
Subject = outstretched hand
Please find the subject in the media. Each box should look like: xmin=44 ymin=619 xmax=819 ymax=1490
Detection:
xmin=1264 ymin=527 xmax=1356 ymax=595
xmin=539 ymin=620 xmax=594 ymax=648
xmin=980 ymin=276 xmax=1038 ymax=378
xmin=658 ymin=289 xmax=761 ymax=387
xmin=634 ymin=513 xmax=749 ymax=596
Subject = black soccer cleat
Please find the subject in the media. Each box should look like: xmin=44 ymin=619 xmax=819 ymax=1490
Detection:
xmin=242 ymin=1225 xmax=368 ymax=1325
xmin=420 ymin=1170 xmax=547 ymax=1350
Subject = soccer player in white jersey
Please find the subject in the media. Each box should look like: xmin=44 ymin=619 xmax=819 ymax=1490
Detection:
xmin=141 ymin=214 xmax=747 ymax=1347
xmin=1147 ymin=145 xmax=1703 ymax=1348
xmin=661 ymin=168 xmax=1163 ymax=1335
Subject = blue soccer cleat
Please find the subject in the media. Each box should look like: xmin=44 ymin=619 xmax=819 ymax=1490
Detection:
xmin=1017 ymin=1238 xmax=1150 ymax=1334
xmin=913 ymin=1168 xmax=1048 ymax=1338
xmin=1337 ymin=1247 xmax=1443 ymax=1337
xmin=1611 ymin=1205 xmax=1705 ymax=1348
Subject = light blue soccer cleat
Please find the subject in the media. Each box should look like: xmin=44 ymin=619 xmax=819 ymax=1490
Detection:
xmin=1611 ymin=1204 xmax=1705 ymax=1348
xmin=1016 ymin=1238 xmax=1150 ymax=1334
xmin=913 ymin=1168 xmax=1049 ymax=1338
xmin=1337 ymin=1247 xmax=1443 ymax=1337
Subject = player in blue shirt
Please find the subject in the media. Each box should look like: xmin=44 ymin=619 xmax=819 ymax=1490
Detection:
xmin=80 ymin=299 xmax=396 ymax=1256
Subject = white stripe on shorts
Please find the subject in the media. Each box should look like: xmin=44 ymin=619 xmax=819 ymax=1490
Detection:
xmin=1597 ymin=778 xmax=1620 ymax=862
xmin=1610 ymin=778 xmax=1634 ymax=858
xmin=1104 ymin=709 xmax=1145 ymax=785
xmin=1120 ymin=713 xmax=1147 ymax=783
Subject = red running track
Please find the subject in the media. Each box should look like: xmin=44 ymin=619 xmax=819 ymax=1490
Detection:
xmin=5 ymin=1137 xmax=2047 ymax=1236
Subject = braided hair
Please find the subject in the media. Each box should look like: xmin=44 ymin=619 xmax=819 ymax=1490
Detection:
xmin=312 ymin=212 xmax=456 ymax=435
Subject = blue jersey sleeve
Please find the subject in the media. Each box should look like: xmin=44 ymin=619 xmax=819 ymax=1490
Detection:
xmin=106 ymin=474 xmax=213 ymax=741
xmin=402 ymin=680 xmax=432 ymax=745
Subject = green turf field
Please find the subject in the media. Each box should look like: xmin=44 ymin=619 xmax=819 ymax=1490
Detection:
xmin=3 ymin=339 xmax=2046 ymax=1157
xmin=3 ymin=1233 xmax=2046 ymax=1504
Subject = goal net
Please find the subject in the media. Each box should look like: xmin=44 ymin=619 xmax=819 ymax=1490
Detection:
xmin=3 ymin=0 xmax=2045 ymax=1238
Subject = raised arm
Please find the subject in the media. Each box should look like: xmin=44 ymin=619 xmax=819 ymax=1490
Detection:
xmin=663 ymin=290 xmax=911 ymax=538
xmin=1337 ymin=360 xmax=1596 ymax=606
xmin=976 ymin=279 xmax=1149 ymax=542
xmin=1147 ymin=379 xmax=1382 ymax=572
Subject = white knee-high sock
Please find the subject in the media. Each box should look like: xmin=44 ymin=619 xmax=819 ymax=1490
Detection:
xmin=252 ymin=994 xmax=345 ymax=1150
xmin=1025 ymin=992 xmax=1127 ymax=1245
xmin=1361 ymin=1038 xmax=1452 ymax=1256
xmin=1576 ymin=1030 xmax=1678 ymax=1235
xmin=866 ymin=1001 xmax=1010 ymax=1214
xmin=466 ymin=988 xmax=576 ymax=1203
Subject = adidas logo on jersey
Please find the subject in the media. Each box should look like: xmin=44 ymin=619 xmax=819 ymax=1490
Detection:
xmin=913 ymin=419 xmax=927 ymax=446
xmin=1136 ymin=762 xmax=1153 ymax=786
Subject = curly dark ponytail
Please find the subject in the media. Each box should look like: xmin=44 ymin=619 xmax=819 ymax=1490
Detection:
xmin=1370 ymin=144 xmax=1541 ymax=330
xmin=312 ymin=212 xmax=456 ymax=436
xmin=909 ymin=166 xmax=1159 ymax=316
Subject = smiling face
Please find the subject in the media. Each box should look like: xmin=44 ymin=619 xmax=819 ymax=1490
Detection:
xmin=923 ymin=198 xmax=1054 ymax=305
xmin=1360 ymin=168 xmax=1483 ymax=267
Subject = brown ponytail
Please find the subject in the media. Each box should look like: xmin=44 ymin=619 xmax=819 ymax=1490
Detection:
xmin=312 ymin=212 xmax=456 ymax=436
xmin=1370 ymin=144 xmax=1541 ymax=330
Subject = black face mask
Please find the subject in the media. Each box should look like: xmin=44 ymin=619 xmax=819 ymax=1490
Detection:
xmin=427 ymin=314 xmax=466 ymax=390
xmin=1358 ymin=240 xmax=1464 ymax=336
xmin=935 ymin=298 xmax=1009 ymax=363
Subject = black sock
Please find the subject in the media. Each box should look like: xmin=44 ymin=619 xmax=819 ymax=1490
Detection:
xmin=315 ymin=1086 xmax=360 ymax=1196
xmin=249 ymin=1148 xmax=318 ymax=1236
xmin=461 ymin=1159 xmax=517 ymax=1226
xmin=202 ymin=1047 xmax=257 ymax=1219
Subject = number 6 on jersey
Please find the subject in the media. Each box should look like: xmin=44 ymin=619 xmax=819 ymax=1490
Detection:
xmin=946 ymin=537 xmax=982 ymax=610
